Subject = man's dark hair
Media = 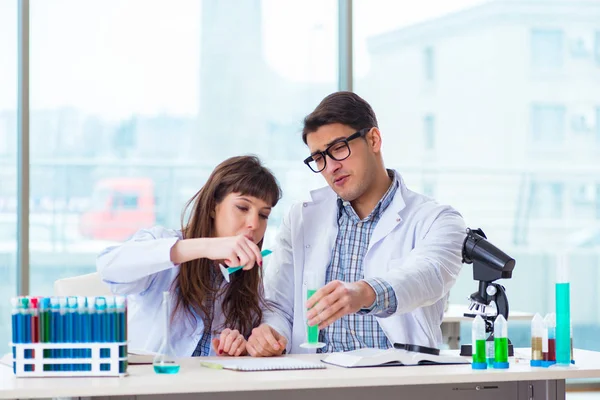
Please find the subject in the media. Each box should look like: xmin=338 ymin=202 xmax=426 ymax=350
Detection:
xmin=302 ymin=91 xmax=378 ymax=144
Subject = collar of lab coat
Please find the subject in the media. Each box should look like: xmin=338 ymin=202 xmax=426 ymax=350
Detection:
xmin=307 ymin=169 xmax=407 ymax=219
xmin=301 ymin=170 xmax=408 ymax=286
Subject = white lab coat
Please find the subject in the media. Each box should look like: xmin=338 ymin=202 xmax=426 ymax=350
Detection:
xmin=263 ymin=171 xmax=466 ymax=354
xmin=96 ymin=227 xmax=226 ymax=357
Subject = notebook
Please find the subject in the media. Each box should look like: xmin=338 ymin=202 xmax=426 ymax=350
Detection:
xmin=321 ymin=348 xmax=469 ymax=368
xmin=200 ymin=357 xmax=326 ymax=371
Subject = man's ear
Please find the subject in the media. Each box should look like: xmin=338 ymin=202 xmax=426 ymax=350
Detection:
xmin=368 ymin=127 xmax=382 ymax=152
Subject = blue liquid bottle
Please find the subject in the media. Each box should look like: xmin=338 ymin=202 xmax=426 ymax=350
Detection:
xmin=153 ymin=291 xmax=180 ymax=374
xmin=555 ymin=253 xmax=571 ymax=366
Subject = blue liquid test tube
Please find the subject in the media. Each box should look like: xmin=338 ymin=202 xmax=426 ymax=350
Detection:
xmin=50 ymin=297 xmax=60 ymax=370
xmin=77 ymin=296 xmax=87 ymax=362
xmin=59 ymin=297 xmax=68 ymax=371
xmin=10 ymin=297 xmax=18 ymax=345
xmin=20 ymin=298 xmax=31 ymax=345
xmin=86 ymin=296 xmax=95 ymax=349
xmin=95 ymin=297 xmax=107 ymax=343
xmin=115 ymin=296 xmax=126 ymax=343
xmin=67 ymin=297 xmax=78 ymax=371
xmin=106 ymin=296 xmax=116 ymax=343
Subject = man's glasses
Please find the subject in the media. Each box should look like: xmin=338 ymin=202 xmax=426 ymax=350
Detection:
xmin=303 ymin=128 xmax=370 ymax=173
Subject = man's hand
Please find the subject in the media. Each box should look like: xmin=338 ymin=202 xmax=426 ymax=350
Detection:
xmin=212 ymin=329 xmax=247 ymax=356
xmin=246 ymin=324 xmax=287 ymax=357
xmin=306 ymin=280 xmax=376 ymax=329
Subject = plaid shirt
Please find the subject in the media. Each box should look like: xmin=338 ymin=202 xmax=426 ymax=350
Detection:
xmin=318 ymin=170 xmax=399 ymax=353
xmin=191 ymin=268 xmax=221 ymax=357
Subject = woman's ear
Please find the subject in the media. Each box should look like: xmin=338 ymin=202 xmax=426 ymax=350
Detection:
xmin=210 ymin=210 xmax=216 ymax=219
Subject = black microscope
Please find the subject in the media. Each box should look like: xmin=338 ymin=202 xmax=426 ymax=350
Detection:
xmin=459 ymin=228 xmax=516 ymax=357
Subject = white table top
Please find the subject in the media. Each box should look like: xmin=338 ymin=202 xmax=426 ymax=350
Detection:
xmin=443 ymin=304 xmax=534 ymax=323
xmin=1 ymin=349 xmax=599 ymax=399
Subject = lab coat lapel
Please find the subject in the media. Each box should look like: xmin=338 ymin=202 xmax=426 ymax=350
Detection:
xmin=301 ymin=187 xmax=338 ymax=287
xmin=367 ymin=174 xmax=406 ymax=252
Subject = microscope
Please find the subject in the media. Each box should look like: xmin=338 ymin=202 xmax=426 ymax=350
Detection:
xmin=459 ymin=228 xmax=516 ymax=357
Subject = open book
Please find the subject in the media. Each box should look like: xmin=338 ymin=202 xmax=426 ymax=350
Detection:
xmin=321 ymin=348 xmax=470 ymax=368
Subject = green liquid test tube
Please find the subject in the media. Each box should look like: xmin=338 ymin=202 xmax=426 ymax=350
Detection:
xmin=493 ymin=315 xmax=509 ymax=369
xmin=306 ymin=289 xmax=319 ymax=343
xmin=300 ymin=271 xmax=325 ymax=350
xmin=471 ymin=315 xmax=487 ymax=369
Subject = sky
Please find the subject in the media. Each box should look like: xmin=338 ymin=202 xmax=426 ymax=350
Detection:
xmin=0 ymin=0 xmax=488 ymax=119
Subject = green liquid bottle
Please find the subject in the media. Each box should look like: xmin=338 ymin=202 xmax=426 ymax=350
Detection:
xmin=493 ymin=315 xmax=509 ymax=369
xmin=471 ymin=315 xmax=487 ymax=369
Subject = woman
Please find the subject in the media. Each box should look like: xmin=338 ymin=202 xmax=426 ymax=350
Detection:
xmin=97 ymin=155 xmax=281 ymax=357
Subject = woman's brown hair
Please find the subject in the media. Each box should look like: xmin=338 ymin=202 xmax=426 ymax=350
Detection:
xmin=172 ymin=155 xmax=281 ymax=338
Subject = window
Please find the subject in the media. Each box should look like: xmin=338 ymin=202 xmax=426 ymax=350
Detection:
xmin=531 ymin=29 xmax=564 ymax=68
xmin=29 ymin=0 xmax=337 ymax=295
xmin=423 ymin=114 xmax=435 ymax=150
xmin=354 ymin=1 xmax=600 ymax=352
xmin=423 ymin=46 xmax=435 ymax=81
xmin=0 ymin=0 xmax=17 ymax=354
xmin=531 ymin=182 xmax=564 ymax=219
xmin=595 ymin=31 xmax=600 ymax=64
xmin=531 ymin=104 xmax=566 ymax=143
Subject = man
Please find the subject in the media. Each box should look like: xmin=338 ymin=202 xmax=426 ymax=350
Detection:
xmin=247 ymin=92 xmax=466 ymax=356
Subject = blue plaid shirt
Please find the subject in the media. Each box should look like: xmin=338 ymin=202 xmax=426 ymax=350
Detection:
xmin=318 ymin=170 xmax=399 ymax=353
xmin=191 ymin=268 xmax=219 ymax=357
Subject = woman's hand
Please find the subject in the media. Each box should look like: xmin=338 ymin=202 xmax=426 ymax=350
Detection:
xmin=203 ymin=236 xmax=263 ymax=270
xmin=170 ymin=235 xmax=263 ymax=270
xmin=212 ymin=329 xmax=247 ymax=356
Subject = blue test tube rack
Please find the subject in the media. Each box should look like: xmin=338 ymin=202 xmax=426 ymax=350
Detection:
xmin=10 ymin=295 xmax=128 ymax=378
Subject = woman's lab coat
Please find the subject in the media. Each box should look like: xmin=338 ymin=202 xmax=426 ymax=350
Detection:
xmin=96 ymin=226 xmax=226 ymax=357
xmin=262 ymin=171 xmax=466 ymax=354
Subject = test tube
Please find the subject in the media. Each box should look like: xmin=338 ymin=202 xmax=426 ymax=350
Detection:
xmin=115 ymin=296 xmax=126 ymax=343
xmin=106 ymin=296 xmax=116 ymax=343
xmin=493 ymin=315 xmax=509 ymax=369
xmin=95 ymin=297 xmax=107 ymax=342
xmin=530 ymin=313 xmax=543 ymax=367
xmin=67 ymin=297 xmax=78 ymax=371
xmin=542 ymin=313 xmax=556 ymax=367
xmin=20 ymin=297 xmax=31 ymax=345
xmin=77 ymin=296 xmax=87 ymax=360
xmin=30 ymin=298 xmax=39 ymax=344
xmin=299 ymin=270 xmax=326 ymax=349
xmin=10 ymin=297 xmax=18 ymax=345
xmin=59 ymin=297 xmax=68 ymax=370
xmin=570 ymin=323 xmax=574 ymax=364
xmin=40 ymin=298 xmax=51 ymax=371
xmin=471 ymin=315 xmax=487 ymax=369
xmin=555 ymin=253 xmax=571 ymax=366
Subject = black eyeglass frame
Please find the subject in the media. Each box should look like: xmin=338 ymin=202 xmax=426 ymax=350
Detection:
xmin=303 ymin=128 xmax=370 ymax=173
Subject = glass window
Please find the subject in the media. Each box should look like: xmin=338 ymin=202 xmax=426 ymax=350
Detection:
xmin=531 ymin=29 xmax=564 ymax=68
xmin=354 ymin=0 xmax=600 ymax=352
xmin=595 ymin=31 xmax=600 ymax=64
xmin=0 ymin=0 xmax=17 ymax=354
xmin=531 ymin=104 xmax=566 ymax=143
xmin=30 ymin=0 xmax=337 ymax=295
xmin=530 ymin=182 xmax=564 ymax=219
xmin=423 ymin=114 xmax=435 ymax=150
xmin=423 ymin=46 xmax=435 ymax=81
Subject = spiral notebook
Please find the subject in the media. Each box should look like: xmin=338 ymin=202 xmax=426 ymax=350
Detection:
xmin=200 ymin=357 xmax=326 ymax=372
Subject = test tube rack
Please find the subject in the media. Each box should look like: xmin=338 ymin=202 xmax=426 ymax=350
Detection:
xmin=11 ymin=341 xmax=128 ymax=377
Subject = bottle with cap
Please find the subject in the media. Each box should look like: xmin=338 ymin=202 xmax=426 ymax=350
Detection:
xmin=471 ymin=315 xmax=487 ymax=370
xmin=530 ymin=313 xmax=543 ymax=367
xmin=493 ymin=315 xmax=509 ymax=369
